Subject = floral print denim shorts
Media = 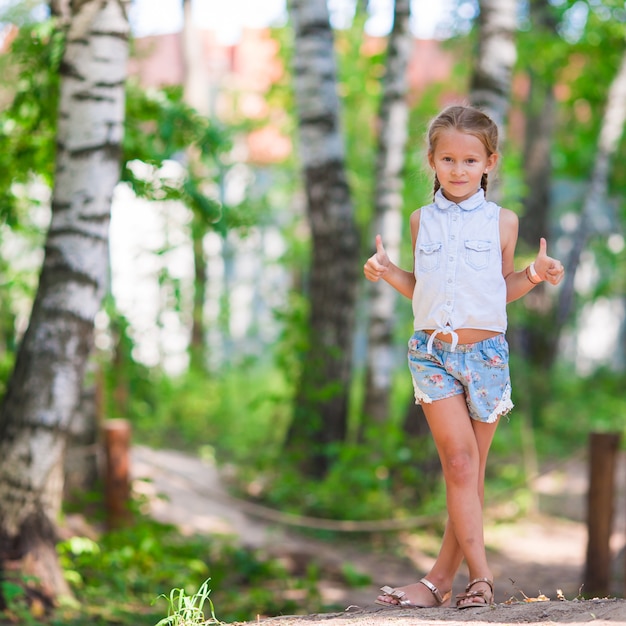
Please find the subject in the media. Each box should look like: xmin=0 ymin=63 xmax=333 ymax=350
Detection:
xmin=407 ymin=331 xmax=514 ymax=424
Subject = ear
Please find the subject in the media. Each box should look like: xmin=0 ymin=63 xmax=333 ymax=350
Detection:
xmin=427 ymin=151 xmax=435 ymax=170
xmin=485 ymin=153 xmax=498 ymax=173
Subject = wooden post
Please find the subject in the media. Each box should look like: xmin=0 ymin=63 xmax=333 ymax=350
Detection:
xmin=584 ymin=431 xmax=620 ymax=597
xmin=103 ymin=418 xmax=132 ymax=529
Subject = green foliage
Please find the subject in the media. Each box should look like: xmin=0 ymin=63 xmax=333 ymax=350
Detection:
xmin=0 ymin=20 xmax=60 ymax=376
xmin=124 ymin=83 xmax=228 ymax=170
xmin=588 ymin=234 xmax=626 ymax=300
xmin=105 ymin=353 xmax=292 ymax=468
xmin=123 ymin=82 xmax=261 ymax=235
xmin=336 ymin=17 xmax=380 ymax=233
xmin=539 ymin=366 xmax=626 ymax=452
xmin=218 ymin=408 xmax=442 ymax=525
xmin=0 ymin=19 xmax=61 ymax=226
xmin=48 ymin=502 xmax=337 ymax=626
xmin=273 ymin=291 xmax=310 ymax=389
xmin=0 ymin=577 xmax=48 ymax=626
xmin=517 ymin=0 xmax=626 ymax=187
xmin=57 ymin=520 xmax=208 ymax=604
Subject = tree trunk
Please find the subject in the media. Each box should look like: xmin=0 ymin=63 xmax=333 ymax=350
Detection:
xmin=0 ymin=0 xmax=129 ymax=607
xmin=63 ymin=364 xmax=101 ymax=499
xmin=510 ymin=0 xmax=559 ymax=369
xmin=182 ymin=0 xmax=210 ymax=371
xmin=189 ymin=215 xmax=208 ymax=369
xmin=520 ymin=72 xmax=555 ymax=248
xmin=286 ymin=0 xmax=360 ymax=477
xmin=519 ymin=0 xmax=558 ymax=250
xmin=362 ymin=0 xmax=412 ymax=427
xmin=469 ymin=0 xmax=518 ymax=136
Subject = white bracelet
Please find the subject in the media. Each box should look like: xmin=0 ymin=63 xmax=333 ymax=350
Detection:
xmin=529 ymin=262 xmax=543 ymax=282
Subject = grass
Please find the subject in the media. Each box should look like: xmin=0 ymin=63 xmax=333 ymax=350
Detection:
xmin=154 ymin=579 xmax=218 ymax=626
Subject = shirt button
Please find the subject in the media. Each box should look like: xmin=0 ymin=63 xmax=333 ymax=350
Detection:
xmin=447 ymin=279 xmax=453 ymax=283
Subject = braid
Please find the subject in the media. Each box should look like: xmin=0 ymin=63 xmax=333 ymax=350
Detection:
xmin=481 ymin=172 xmax=488 ymax=195
xmin=433 ymin=174 xmax=441 ymax=199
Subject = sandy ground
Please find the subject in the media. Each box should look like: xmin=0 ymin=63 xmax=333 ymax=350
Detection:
xmin=131 ymin=446 xmax=626 ymax=625
xmin=256 ymin=598 xmax=626 ymax=625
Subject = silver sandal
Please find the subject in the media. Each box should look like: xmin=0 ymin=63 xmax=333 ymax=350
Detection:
xmin=375 ymin=577 xmax=451 ymax=608
xmin=455 ymin=577 xmax=494 ymax=609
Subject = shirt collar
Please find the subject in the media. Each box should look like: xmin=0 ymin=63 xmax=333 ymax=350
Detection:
xmin=434 ymin=187 xmax=485 ymax=211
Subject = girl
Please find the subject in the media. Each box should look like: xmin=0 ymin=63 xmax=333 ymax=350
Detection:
xmin=363 ymin=105 xmax=564 ymax=609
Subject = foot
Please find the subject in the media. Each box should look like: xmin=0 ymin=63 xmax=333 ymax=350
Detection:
xmin=455 ymin=577 xmax=494 ymax=609
xmin=375 ymin=578 xmax=451 ymax=608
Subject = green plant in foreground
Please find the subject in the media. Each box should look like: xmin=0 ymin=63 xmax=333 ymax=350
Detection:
xmin=154 ymin=579 xmax=219 ymax=626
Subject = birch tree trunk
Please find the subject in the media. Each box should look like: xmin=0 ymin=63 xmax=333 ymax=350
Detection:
xmin=0 ymin=0 xmax=129 ymax=605
xmin=469 ymin=0 xmax=518 ymax=137
xmin=362 ymin=0 xmax=412 ymax=425
xmin=286 ymin=0 xmax=359 ymax=477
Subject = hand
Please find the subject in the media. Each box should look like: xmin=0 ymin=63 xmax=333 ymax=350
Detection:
xmin=534 ymin=237 xmax=564 ymax=286
xmin=363 ymin=234 xmax=390 ymax=282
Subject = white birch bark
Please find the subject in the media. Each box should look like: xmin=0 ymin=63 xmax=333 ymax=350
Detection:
xmin=470 ymin=0 xmax=518 ymax=135
xmin=287 ymin=0 xmax=359 ymax=476
xmin=0 ymin=0 xmax=129 ymax=602
xmin=363 ymin=0 xmax=412 ymax=424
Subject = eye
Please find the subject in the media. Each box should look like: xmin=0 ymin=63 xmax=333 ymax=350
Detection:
xmin=466 ymin=159 xmax=477 ymax=164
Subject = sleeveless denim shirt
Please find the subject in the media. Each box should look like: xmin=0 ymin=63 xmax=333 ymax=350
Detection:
xmin=412 ymin=188 xmax=507 ymax=353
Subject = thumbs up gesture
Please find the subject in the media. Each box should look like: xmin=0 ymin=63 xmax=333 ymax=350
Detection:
xmin=364 ymin=235 xmax=391 ymax=282
xmin=533 ymin=237 xmax=565 ymax=286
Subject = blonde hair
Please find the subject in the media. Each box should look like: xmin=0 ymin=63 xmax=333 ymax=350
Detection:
xmin=427 ymin=105 xmax=498 ymax=199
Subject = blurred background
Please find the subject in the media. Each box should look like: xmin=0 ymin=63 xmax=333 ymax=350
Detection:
xmin=0 ymin=0 xmax=625 ymax=624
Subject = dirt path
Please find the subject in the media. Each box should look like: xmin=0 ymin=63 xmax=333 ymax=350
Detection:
xmin=131 ymin=446 xmax=626 ymax=625
xmin=257 ymin=598 xmax=626 ymax=625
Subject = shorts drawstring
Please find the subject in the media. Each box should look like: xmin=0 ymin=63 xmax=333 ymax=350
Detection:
xmin=427 ymin=326 xmax=459 ymax=354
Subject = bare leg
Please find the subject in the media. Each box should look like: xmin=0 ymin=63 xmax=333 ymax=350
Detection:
xmin=426 ymin=394 xmax=498 ymax=606
xmin=376 ymin=393 xmax=498 ymax=607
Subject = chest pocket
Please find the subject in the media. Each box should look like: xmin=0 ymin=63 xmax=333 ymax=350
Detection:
xmin=418 ymin=242 xmax=442 ymax=272
xmin=465 ymin=240 xmax=491 ymax=270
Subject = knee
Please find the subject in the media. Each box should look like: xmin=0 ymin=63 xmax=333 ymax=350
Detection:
xmin=442 ymin=449 xmax=476 ymax=486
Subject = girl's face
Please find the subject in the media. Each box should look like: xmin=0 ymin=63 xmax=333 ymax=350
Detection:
xmin=428 ymin=128 xmax=498 ymax=203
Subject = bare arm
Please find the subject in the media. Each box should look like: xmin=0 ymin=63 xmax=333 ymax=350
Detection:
xmin=363 ymin=210 xmax=420 ymax=300
xmin=500 ymin=208 xmax=565 ymax=303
